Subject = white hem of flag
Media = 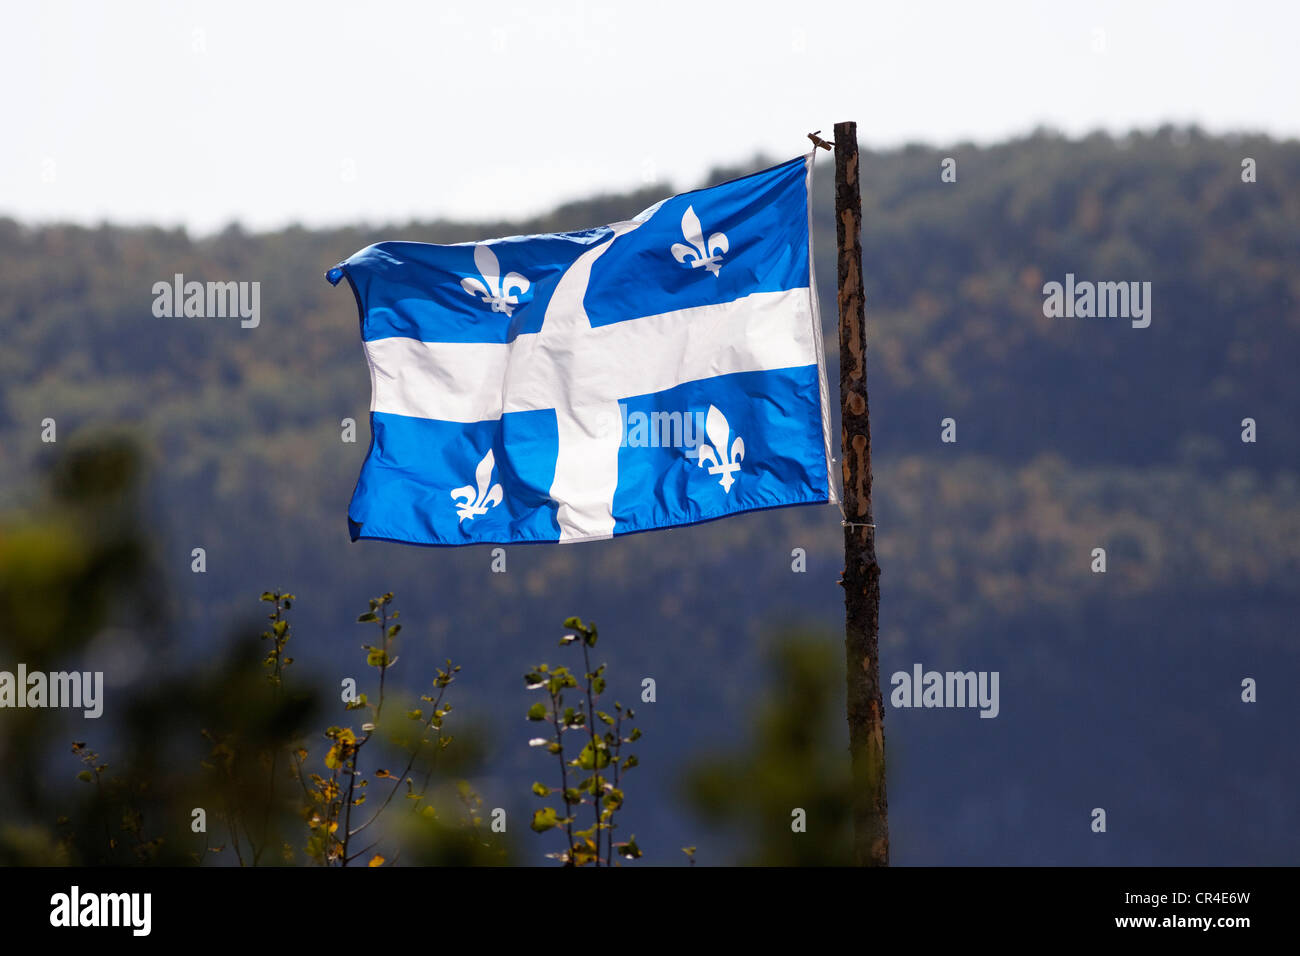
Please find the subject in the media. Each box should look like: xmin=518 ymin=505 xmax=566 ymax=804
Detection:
xmin=805 ymin=149 xmax=839 ymax=506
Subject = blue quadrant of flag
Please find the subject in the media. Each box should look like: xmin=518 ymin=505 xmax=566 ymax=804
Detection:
xmin=327 ymin=154 xmax=835 ymax=546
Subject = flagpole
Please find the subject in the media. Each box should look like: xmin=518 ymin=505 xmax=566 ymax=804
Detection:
xmin=834 ymin=120 xmax=889 ymax=866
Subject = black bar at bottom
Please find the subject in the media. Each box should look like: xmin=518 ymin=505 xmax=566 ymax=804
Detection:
xmin=1 ymin=865 xmax=1281 ymax=940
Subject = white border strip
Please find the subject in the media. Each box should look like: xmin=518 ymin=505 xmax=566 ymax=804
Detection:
xmin=804 ymin=150 xmax=839 ymax=504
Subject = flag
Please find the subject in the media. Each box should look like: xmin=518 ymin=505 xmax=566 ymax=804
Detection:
xmin=326 ymin=154 xmax=835 ymax=546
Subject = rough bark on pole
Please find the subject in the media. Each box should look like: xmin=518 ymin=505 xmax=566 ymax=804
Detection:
xmin=835 ymin=120 xmax=889 ymax=866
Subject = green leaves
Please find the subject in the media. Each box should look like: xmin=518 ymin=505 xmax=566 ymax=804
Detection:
xmin=216 ymin=588 xmax=471 ymax=865
xmin=527 ymin=614 xmax=649 ymax=866
xmin=570 ymin=838 xmax=600 ymax=866
xmin=257 ymin=588 xmax=296 ymax=683
xmin=562 ymin=615 xmax=598 ymax=647
xmin=530 ymin=807 xmax=565 ymax=833
xmin=548 ymin=668 xmax=578 ymax=695
xmin=358 ymin=591 xmax=395 ymax=623
xmin=576 ymin=739 xmax=610 ymax=770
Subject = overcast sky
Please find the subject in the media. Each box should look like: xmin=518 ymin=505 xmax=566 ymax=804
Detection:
xmin=3 ymin=0 xmax=1296 ymax=233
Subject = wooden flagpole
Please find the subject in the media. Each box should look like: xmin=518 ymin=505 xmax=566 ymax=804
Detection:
xmin=834 ymin=120 xmax=889 ymax=866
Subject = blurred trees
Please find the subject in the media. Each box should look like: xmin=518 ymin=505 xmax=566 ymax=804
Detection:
xmin=684 ymin=634 xmax=854 ymax=866
xmin=0 ymin=437 xmax=507 ymax=865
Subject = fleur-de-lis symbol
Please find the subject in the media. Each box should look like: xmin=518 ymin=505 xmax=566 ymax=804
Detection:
xmin=460 ymin=244 xmax=531 ymax=316
xmin=451 ymin=448 xmax=504 ymax=522
xmin=671 ymin=205 xmax=728 ymax=276
xmin=696 ymin=405 xmax=744 ymax=493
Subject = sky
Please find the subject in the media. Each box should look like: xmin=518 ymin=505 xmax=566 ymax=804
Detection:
xmin=3 ymin=0 xmax=1297 ymax=234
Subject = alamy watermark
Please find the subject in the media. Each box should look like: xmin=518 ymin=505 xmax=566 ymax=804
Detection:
xmin=594 ymin=405 xmax=710 ymax=456
xmin=152 ymin=273 xmax=260 ymax=328
xmin=50 ymin=886 xmax=150 ymax=936
xmin=890 ymin=663 xmax=999 ymax=718
xmin=0 ymin=665 xmax=103 ymax=718
xmin=1042 ymin=273 xmax=1151 ymax=329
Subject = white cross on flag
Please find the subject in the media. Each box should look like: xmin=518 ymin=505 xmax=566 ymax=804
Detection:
xmin=326 ymin=154 xmax=835 ymax=545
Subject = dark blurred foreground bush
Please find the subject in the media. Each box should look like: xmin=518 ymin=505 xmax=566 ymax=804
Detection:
xmin=0 ymin=435 xmax=510 ymax=865
xmin=683 ymin=634 xmax=855 ymax=866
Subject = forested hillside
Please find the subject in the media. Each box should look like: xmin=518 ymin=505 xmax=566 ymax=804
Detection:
xmin=1 ymin=127 xmax=1297 ymax=864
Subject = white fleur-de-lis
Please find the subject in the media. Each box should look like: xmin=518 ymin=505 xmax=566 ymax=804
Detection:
xmin=671 ymin=205 xmax=728 ymax=276
xmin=696 ymin=405 xmax=744 ymax=493
xmin=451 ymin=448 xmax=504 ymax=522
xmin=460 ymin=244 xmax=531 ymax=316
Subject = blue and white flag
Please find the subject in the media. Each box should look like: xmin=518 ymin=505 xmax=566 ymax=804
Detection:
xmin=326 ymin=154 xmax=835 ymax=546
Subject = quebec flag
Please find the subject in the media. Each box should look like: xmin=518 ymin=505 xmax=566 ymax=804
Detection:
xmin=326 ymin=155 xmax=835 ymax=546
